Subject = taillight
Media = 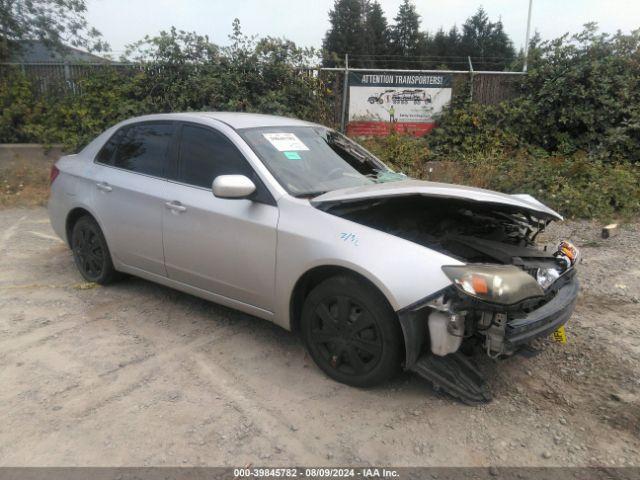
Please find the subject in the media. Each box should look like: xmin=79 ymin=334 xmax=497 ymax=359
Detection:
xmin=50 ymin=165 xmax=60 ymax=185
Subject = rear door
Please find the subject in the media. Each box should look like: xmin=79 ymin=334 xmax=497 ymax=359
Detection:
xmin=162 ymin=123 xmax=279 ymax=311
xmin=92 ymin=122 xmax=175 ymax=276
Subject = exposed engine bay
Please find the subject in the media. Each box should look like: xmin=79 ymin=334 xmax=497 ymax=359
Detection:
xmin=324 ymin=195 xmax=566 ymax=270
xmin=320 ymin=194 xmax=580 ymax=403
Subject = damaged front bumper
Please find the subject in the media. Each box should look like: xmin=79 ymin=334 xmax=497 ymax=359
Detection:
xmin=504 ymin=275 xmax=579 ymax=349
xmin=398 ymin=270 xmax=579 ymax=403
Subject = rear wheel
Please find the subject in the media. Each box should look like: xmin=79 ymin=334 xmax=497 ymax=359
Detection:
xmin=301 ymin=275 xmax=403 ymax=387
xmin=71 ymin=216 xmax=120 ymax=285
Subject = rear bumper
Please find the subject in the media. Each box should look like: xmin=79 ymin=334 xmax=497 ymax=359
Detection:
xmin=47 ymin=182 xmax=68 ymax=244
xmin=504 ymin=276 xmax=579 ymax=348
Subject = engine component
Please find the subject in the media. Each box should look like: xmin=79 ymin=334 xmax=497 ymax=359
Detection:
xmin=428 ymin=311 xmax=464 ymax=356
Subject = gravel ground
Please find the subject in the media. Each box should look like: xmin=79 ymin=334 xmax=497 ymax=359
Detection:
xmin=0 ymin=207 xmax=638 ymax=467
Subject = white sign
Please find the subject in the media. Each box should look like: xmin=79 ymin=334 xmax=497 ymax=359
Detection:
xmin=262 ymin=133 xmax=309 ymax=151
xmin=347 ymin=72 xmax=453 ymax=136
xmin=348 ymin=86 xmax=452 ymax=123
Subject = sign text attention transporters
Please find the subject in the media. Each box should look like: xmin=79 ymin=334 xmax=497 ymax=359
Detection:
xmin=347 ymin=71 xmax=452 ymax=137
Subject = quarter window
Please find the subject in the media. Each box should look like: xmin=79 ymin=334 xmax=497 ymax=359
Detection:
xmin=178 ymin=125 xmax=252 ymax=188
xmin=95 ymin=129 xmax=125 ymax=165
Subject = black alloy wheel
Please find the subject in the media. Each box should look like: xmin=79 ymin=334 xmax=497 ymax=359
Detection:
xmin=71 ymin=216 xmax=120 ymax=284
xmin=301 ymin=275 xmax=402 ymax=387
xmin=309 ymin=295 xmax=383 ymax=377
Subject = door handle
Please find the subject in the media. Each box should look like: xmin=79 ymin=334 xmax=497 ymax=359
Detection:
xmin=165 ymin=201 xmax=187 ymax=213
xmin=96 ymin=182 xmax=112 ymax=192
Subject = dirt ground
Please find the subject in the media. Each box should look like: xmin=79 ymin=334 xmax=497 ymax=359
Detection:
xmin=0 ymin=207 xmax=639 ymax=467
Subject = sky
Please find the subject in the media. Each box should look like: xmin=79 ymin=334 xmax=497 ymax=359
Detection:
xmin=86 ymin=0 xmax=640 ymax=57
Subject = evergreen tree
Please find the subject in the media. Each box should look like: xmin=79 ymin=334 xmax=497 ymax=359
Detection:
xmin=430 ymin=28 xmax=448 ymax=58
xmin=460 ymin=7 xmax=515 ymax=70
xmin=322 ymin=0 xmax=367 ymax=66
xmin=447 ymin=25 xmax=462 ymax=61
xmin=363 ymin=0 xmax=390 ymax=67
xmin=390 ymin=0 xmax=426 ymax=64
xmin=321 ymin=1 xmax=518 ymax=71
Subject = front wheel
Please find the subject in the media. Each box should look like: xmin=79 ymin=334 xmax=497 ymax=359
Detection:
xmin=301 ymin=275 xmax=403 ymax=387
xmin=71 ymin=216 xmax=120 ymax=285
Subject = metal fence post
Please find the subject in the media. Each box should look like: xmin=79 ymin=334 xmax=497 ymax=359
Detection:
xmin=468 ymin=56 xmax=474 ymax=103
xmin=340 ymin=54 xmax=349 ymax=133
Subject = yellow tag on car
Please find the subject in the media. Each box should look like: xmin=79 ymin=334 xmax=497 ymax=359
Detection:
xmin=552 ymin=325 xmax=567 ymax=344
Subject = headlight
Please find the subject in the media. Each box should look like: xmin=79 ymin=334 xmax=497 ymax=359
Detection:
xmin=536 ymin=267 xmax=561 ymax=289
xmin=442 ymin=265 xmax=544 ymax=305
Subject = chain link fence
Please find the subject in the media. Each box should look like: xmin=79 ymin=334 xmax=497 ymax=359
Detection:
xmin=2 ymin=62 xmax=524 ymax=128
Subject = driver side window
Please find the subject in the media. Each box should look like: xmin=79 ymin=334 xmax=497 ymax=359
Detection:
xmin=177 ymin=124 xmax=252 ymax=188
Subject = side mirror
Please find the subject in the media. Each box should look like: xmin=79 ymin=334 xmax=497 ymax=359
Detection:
xmin=212 ymin=175 xmax=256 ymax=199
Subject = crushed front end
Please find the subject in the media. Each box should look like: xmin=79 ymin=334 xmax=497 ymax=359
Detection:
xmin=320 ymin=192 xmax=581 ymax=403
xmin=398 ymin=240 xmax=580 ymax=403
xmin=438 ymin=240 xmax=580 ymax=358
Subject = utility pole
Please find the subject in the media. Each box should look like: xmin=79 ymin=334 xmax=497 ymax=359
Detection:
xmin=523 ymin=0 xmax=533 ymax=72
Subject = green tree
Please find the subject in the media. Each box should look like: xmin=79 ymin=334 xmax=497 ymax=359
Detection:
xmin=322 ymin=0 xmax=366 ymax=66
xmin=390 ymin=0 xmax=427 ymax=65
xmin=0 ymin=0 xmax=108 ymax=60
xmin=425 ymin=26 xmax=460 ymax=68
xmin=363 ymin=0 xmax=390 ymax=67
xmin=460 ymin=7 xmax=515 ymax=70
xmin=122 ymin=26 xmax=219 ymax=64
xmin=517 ymin=24 xmax=640 ymax=159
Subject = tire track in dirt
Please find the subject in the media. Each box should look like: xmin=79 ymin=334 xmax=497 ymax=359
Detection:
xmin=0 ymin=215 xmax=26 ymax=253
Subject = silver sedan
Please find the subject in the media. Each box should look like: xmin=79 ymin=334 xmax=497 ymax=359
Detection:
xmin=48 ymin=113 xmax=579 ymax=402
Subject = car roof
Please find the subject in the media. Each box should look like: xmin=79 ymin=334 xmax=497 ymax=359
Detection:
xmin=121 ymin=112 xmax=319 ymax=130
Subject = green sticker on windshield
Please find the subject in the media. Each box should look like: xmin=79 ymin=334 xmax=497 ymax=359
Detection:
xmin=284 ymin=151 xmax=302 ymax=160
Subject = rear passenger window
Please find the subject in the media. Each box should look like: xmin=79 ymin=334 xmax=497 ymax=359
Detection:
xmin=96 ymin=123 xmax=174 ymax=177
xmin=178 ymin=125 xmax=252 ymax=188
xmin=95 ymin=129 xmax=125 ymax=165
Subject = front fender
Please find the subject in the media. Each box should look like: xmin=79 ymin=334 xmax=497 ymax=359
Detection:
xmin=273 ymin=197 xmax=461 ymax=329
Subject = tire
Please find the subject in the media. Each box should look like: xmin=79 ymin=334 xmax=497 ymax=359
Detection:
xmin=301 ymin=274 xmax=403 ymax=387
xmin=70 ymin=215 xmax=120 ymax=285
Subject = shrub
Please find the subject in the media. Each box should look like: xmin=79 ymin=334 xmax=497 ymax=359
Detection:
xmin=0 ymin=22 xmax=334 ymax=152
xmin=361 ymin=133 xmax=640 ymax=219
xmin=428 ymin=26 xmax=640 ymax=163
xmin=0 ymin=69 xmax=39 ymax=143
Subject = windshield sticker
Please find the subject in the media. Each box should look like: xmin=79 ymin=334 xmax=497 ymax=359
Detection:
xmin=263 ymin=133 xmax=309 ymax=151
xmin=283 ymin=151 xmax=302 ymax=160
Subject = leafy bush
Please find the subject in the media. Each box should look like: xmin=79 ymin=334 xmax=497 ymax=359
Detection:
xmin=0 ymin=69 xmax=38 ymax=143
xmin=363 ymin=133 xmax=640 ymax=219
xmin=0 ymin=21 xmax=333 ymax=152
xmin=429 ymin=26 xmax=640 ymax=163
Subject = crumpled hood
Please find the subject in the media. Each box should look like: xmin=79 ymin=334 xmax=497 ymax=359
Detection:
xmin=311 ymin=179 xmax=563 ymax=221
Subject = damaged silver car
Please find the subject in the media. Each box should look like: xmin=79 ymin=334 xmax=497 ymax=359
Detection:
xmin=48 ymin=113 xmax=579 ymax=403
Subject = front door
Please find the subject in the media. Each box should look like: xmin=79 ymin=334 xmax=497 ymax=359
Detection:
xmin=162 ymin=123 xmax=278 ymax=311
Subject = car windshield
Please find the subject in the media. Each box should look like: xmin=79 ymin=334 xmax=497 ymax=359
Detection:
xmin=239 ymin=126 xmax=405 ymax=197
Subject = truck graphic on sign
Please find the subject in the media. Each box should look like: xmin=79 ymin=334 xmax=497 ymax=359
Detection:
xmin=367 ymin=89 xmax=395 ymax=104
xmin=366 ymin=89 xmax=433 ymax=105
xmin=392 ymin=89 xmax=432 ymax=105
